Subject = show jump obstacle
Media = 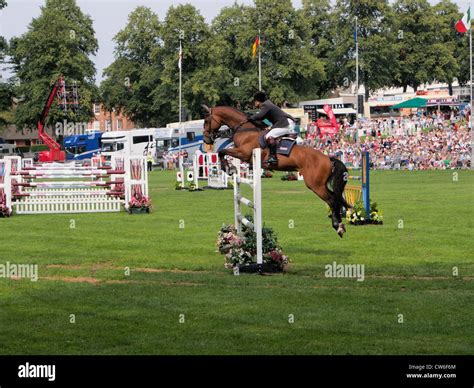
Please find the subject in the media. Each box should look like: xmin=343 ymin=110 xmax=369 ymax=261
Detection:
xmin=344 ymin=151 xmax=370 ymax=216
xmin=0 ymin=156 xmax=148 ymax=215
xmin=233 ymin=148 xmax=263 ymax=265
xmin=176 ymin=152 xmax=229 ymax=190
xmin=203 ymin=153 xmax=229 ymax=189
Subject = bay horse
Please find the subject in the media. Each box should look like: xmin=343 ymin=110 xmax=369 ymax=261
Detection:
xmin=201 ymin=105 xmax=351 ymax=237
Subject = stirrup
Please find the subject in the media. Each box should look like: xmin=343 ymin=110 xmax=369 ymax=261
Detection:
xmin=266 ymin=156 xmax=278 ymax=166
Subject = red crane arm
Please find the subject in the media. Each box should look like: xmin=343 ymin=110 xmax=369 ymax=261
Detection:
xmin=37 ymin=78 xmax=63 ymax=150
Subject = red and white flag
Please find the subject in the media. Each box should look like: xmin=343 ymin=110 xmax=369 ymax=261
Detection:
xmin=456 ymin=7 xmax=471 ymax=33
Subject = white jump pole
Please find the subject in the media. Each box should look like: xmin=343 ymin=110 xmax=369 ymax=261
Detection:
xmin=233 ymin=148 xmax=263 ymax=265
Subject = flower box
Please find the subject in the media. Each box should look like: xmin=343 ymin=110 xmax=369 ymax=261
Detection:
xmin=0 ymin=205 xmax=12 ymax=218
xmin=281 ymin=173 xmax=297 ymax=181
xmin=128 ymin=207 xmax=150 ymax=214
xmin=237 ymin=263 xmax=284 ymax=274
xmin=217 ymin=219 xmax=289 ymax=274
xmin=128 ymin=193 xmax=152 ymax=213
xmin=345 ymin=201 xmax=383 ymax=226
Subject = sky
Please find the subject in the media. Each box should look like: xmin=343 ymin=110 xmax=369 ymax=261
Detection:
xmin=0 ymin=0 xmax=470 ymax=84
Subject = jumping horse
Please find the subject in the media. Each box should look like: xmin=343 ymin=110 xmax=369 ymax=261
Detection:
xmin=201 ymin=105 xmax=350 ymax=237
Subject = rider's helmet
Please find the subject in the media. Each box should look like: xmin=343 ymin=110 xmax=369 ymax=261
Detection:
xmin=254 ymin=91 xmax=267 ymax=103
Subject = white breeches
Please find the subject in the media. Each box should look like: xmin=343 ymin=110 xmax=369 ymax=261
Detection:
xmin=265 ymin=119 xmax=296 ymax=139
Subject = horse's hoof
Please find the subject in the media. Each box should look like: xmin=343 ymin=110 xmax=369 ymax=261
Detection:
xmin=337 ymin=224 xmax=346 ymax=238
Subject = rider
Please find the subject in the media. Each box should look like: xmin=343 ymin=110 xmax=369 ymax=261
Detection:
xmin=249 ymin=91 xmax=296 ymax=166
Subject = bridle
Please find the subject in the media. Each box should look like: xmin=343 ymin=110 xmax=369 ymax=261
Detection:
xmin=204 ymin=108 xmax=222 ymax=144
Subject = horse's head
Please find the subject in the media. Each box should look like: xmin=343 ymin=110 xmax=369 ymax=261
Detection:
xmin=202 ymin=105 xmax=262 ymax=145
xmin=201 ymin=105 xmax=224 ymax=145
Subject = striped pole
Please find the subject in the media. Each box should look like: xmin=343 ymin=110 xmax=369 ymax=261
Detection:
xmin=362 ymin=151 xmax=370 ymax=217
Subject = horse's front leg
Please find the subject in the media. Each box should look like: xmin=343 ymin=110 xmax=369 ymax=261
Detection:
xmin=218 ymin=147 xmax=252 ymax=175
xmin=218 ymin=149 xmax=230 ymax=174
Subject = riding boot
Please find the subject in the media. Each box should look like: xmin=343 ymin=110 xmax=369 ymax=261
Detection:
xmin=266 ymin=143 xmax=278 ymax=166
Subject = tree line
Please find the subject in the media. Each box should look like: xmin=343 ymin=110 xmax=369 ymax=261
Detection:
xmin=0 ymin=0 xmax=469 ymax=129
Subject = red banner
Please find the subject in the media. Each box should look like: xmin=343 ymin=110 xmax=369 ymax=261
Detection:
xmin=323 ymin=104 xmax=338 ymax=129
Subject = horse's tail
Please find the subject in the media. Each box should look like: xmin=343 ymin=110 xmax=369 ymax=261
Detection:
xmin=328 ymin=157 xmax=351 ymax=210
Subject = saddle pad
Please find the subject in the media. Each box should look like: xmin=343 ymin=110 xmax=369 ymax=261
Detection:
xmin=277 ymin=138 xmax=297 ymax=156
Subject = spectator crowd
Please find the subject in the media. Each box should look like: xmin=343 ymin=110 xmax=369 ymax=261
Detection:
xmin=158 ymin=114 xmax=471 ymax=171
xmin=310 ymin=115 xmax=472 ymax=170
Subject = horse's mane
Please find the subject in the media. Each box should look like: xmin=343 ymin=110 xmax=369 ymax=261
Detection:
xmin=215 ymin=105 xmax=247 ymax=117
xmin=214 ymin=105 xmax=265 ymax=131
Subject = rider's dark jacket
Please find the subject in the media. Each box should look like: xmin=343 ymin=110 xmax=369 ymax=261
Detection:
xmin=250 ymin=100 xmax=295 ymax=128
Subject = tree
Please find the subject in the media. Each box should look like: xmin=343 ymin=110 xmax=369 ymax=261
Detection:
xmin=1 ymin=2 xmax=14 ymax=128
xmin=0 ymin=83 xmax=13 ymax=127
xmin=330 ymin=0 xmax=397 ymax=101
xmin=149 ymin=4 xmax=211 ymax=124
xmin=430 ymin=0 xmax=461 ymax=95
xmin=430 ymin=0 xmax=469 ymax=93
xmin=457 ymin=35 xmax=470 ymax=87
xmin=247 ymin=0 xmax=325 ymax=105
xmin=392 ymin=0 xmax=439 ymax=92
xmin=205 ymin=3 xmax=255 ymax=107
xmin=199 ymin=0 xmax=327 ymax=109
xmin=299 ymin=0 xmax=335 ymax=97
xmin=0 ymin=35 xmax=6 ymax=64
xmin=100 ymin=6 xmax=161 ymax=126
xmin=9 ymin=0 xmax=98 ymax=129
xmin=0 ymin=0 xmax=7 ymax=63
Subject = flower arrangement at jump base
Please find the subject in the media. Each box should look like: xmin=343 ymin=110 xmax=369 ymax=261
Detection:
xmin=217 ymin=216 xmax=289 ymax=273
xmin=127 ymin=192 xmax=152 ymax=214
xmin=281 ymin=172 xmax=298 ymax=181
xmin=174 ymin=181 xmax=203 ymax=192
xmin=0 ymin=203 xmax=11 ymax=218
xmin=346 ymin=201 xmax=383 ymax=225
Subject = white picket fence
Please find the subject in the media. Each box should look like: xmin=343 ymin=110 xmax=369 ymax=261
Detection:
xmin=0 ymin=156 xmax=148 ymax=215
xmin=14 ymin=195 xmax=123 ymax=214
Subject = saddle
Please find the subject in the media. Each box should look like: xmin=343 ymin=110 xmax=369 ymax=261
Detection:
xmin=259 ymin=129 xmax=298 ymax=157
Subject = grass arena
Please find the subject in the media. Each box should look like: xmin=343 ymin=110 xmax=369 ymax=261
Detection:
xmin=0 ymin=168 xmax=472 ymax=355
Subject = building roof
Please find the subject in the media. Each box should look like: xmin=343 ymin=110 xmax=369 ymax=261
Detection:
xmin=391 ymin=98 xmax=427 ymax=109
xmin=1 ymin=125 xmax=41 ymax=140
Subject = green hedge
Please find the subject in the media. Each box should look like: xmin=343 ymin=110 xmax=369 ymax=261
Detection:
xmin=17 ymin=146 xmax=30 ymax=153
xmin=31 ymin=145 xmax=49 ymax=152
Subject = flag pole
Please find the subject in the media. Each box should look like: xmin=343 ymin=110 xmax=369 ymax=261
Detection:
xmin=178 ymin=40 xmax=184 ymax=187
xmin=355 ymin=15 xmax=360 ymax=166
xmin=179 ymin=40 xmax=182 ymax=125
xmin=470 ymin=10 xmax=473 ymax=170
xmin=258 ymin=31 xmax=262 ymax=91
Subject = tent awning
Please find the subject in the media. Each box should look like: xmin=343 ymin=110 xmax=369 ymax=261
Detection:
xmin=391 ymin=97 xmax=427 ymax=109
xmin=317 ymin=108 xmax=357 ymax=115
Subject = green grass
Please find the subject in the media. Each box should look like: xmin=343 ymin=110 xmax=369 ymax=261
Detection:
xmin=0 ymin=169 xmax=473 ymax=355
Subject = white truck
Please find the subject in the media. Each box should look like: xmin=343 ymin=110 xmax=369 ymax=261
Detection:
xmin=100 ymin=129 xmax=156 ymax=161
xmin=0 ymin=143 xmax=23 ymax=159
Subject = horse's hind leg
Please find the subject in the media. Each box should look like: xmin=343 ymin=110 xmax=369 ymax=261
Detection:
xmin=302 ymin=171 xmax=345 ymax=238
